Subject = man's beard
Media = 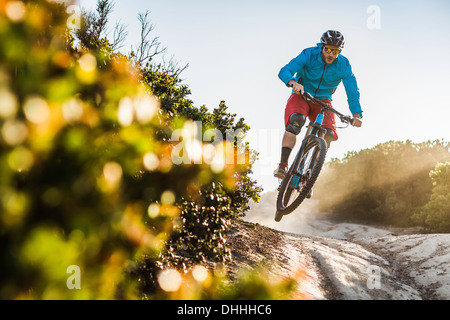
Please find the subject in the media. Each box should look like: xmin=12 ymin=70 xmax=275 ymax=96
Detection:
xmin=321 ymin=53 xmax=336 ymax=64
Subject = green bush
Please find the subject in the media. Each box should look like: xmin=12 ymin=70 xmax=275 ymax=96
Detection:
xmin=0 ymin=0 xmax=203 ymax=299
xmin=411 ymin=162 xmax=450 ymax=232
xmin=0 ymin=0 xmax=280 ymax=300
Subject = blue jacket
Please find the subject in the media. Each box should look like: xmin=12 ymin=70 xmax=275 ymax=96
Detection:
xmin=278 ymin=43 xmax=363 ymax=117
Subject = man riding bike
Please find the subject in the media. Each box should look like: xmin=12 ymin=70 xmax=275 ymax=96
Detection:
xmin=274 ymin=30 xmax=363 ymax=181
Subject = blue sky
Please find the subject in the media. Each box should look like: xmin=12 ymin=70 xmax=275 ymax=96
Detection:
xmin=79 ymin=0 xmax=450 ymax=193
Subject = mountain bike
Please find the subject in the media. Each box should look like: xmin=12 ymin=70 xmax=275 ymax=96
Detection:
xmin=275 ymin=92 xmax=354 ymax=222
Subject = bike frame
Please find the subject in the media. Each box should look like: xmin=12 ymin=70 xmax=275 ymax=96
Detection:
xmin=288 ymin=93 xmax=352 ymax=190
xmin=288 ymin=121 xmax=322 ymax=189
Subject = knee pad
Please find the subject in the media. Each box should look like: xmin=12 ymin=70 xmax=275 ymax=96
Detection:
xmin=286 ymin=113 xmax=306 ymax=135
xmin=323 ymin=128 xmax=335 ymax=148
xmin=324 ymin=128 xmax=335 ymax=142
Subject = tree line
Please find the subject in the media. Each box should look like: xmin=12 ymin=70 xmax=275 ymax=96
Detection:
xmin=315 ymin=139 xmax=449 ymax=232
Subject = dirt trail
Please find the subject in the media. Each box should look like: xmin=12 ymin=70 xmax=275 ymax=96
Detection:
xmin=226 ymin=192 xmax=450 ymax=300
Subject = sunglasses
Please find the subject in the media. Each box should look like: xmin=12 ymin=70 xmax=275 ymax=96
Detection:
xmin=323 ymin=47 xmax=341 ymax=55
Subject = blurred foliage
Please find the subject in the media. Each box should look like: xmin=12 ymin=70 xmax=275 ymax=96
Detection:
xmin=129 ymin=263 xmax=305 ymax=300
xmin=315 ymin=140 xmax=449 ymax=229
xmin=0 ymin=0 xmax=185 ymax=299
xmin=0 ymin=0 xmax=301 ymax=300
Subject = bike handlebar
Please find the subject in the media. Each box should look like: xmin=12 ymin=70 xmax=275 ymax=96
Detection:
xmin=302 ymin=92 xmax=354 ymax=125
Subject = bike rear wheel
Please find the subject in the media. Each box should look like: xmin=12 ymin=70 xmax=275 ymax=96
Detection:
xmin=275 ymin=136 xmax=327 ymax=217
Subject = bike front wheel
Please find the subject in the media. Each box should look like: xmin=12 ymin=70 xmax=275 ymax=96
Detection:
xmin=275 ymin=136 xmax=327 ymax=217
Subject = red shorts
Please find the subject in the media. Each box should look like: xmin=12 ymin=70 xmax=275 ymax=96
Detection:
xmin=284 ymin=93 xmax=338 ymax=140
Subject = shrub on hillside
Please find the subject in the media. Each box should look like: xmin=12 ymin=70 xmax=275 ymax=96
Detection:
xmin=0 ymin=0 xmax=270 ymax=299
xmin=411 ymin=162 xmax=450 ymax=232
